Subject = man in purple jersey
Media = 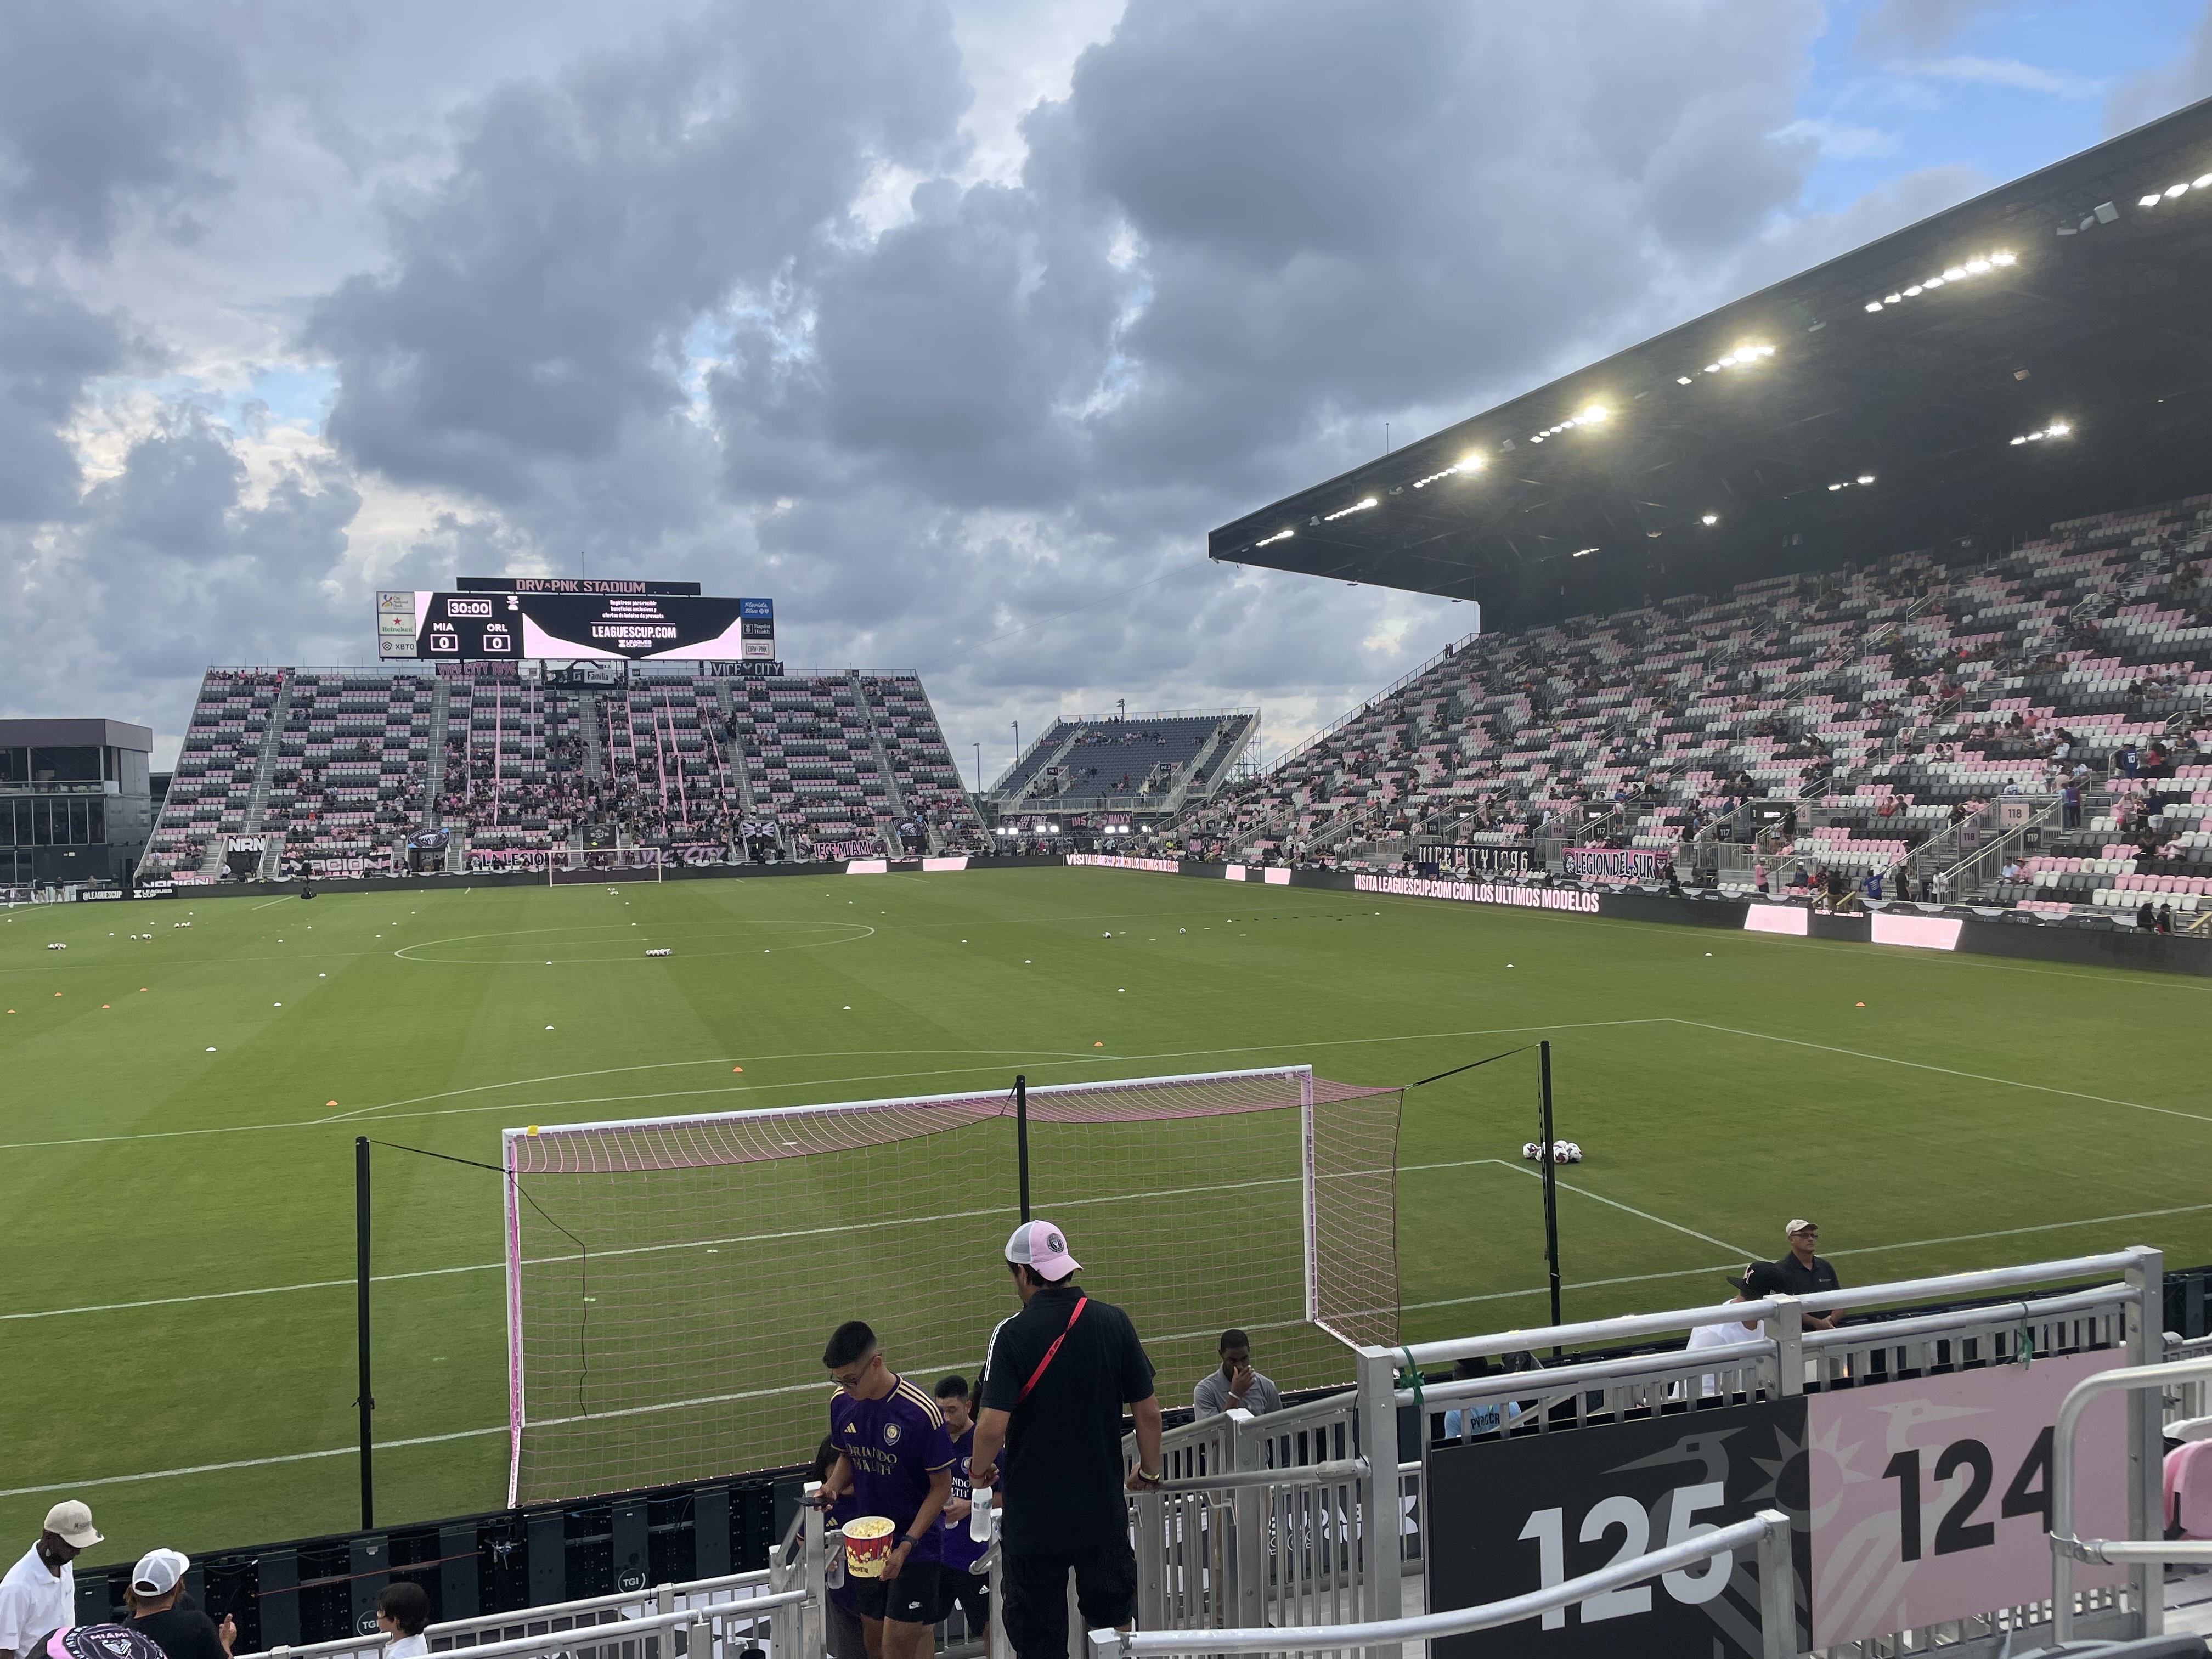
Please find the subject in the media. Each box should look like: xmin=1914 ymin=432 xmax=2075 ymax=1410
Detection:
xmin=933 ymin=1375 xmax=992 ymax=1655
xmin=813 ymin=1322 xmax=955 ymax=1659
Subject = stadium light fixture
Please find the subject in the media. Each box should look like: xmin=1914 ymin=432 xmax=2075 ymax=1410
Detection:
xmin=1864 ymin=302 xmax=1882 ymax=313
xmin=1581 ymin=404 xmax=1607 ymax=422
xmin=1572 ymin=546 xmax=1599 ymax=557
xmin=2197 ymin=174 xmax=2212 ymax=189
xmin=1704 ymin=363 xmax=1720 ymax=373
xmin=1321 ymin=496 xmax=1378 ymax=522
xmin=1857 ymin=473 xmax=1875 ymax=484
xmin=2167 ymin=183 xmax=2190 ymax=198
xmin=1904 ymin=284 xmax=1923 ymax=296
xmin=1458 ymin=452 xmax=1484 ymax=471
xmin=2140 ymin=194 xmax=2164 ymax=207
xmin=1701 ymin=513 xmax=1718 ymax=525
xmin=1254 ymin=527 xmax=1294 ymax=546
xmin=1677 ymin=375 xmax=1692 ymax=385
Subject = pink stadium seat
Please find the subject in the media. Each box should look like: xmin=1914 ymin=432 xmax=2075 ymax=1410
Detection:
xmin=2166 ymin=1437 xmax=2212 ymax=1539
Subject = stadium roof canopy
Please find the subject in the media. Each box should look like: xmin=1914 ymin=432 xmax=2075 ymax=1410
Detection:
xmin=1210 ymin=95 xmax=2212 ymax=635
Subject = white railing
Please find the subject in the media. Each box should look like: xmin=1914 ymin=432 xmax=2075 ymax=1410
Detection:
xmin=1089 ymin=1511 xmax=1795 ymax=1658
xmin=2049 ymin=1352 xmax=2212 ymax=1643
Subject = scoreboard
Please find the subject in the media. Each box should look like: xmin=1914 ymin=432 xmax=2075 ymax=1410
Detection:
xmin=377 ymin=585 xmax=774 ymax=663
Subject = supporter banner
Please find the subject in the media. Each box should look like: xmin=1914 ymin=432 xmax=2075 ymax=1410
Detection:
xmin=1418 ymin=842 xmax=1533 ymax=875
xmin=1429 ymin=1397 xmax=1806 ymax=1658
xmin=1563 ymin=845 xmax=1668 ymax=880
xmin=1355 ymin=872 xmax=1600 ymax=913
xmin=1805 ymin=1349 xmax=2128 ymax=1649
xmin=1065 ymin=853 xmax=1180 ymax=874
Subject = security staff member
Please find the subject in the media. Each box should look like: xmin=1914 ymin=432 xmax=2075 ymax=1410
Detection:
xmin=968 ymin=1221 xmax=1161 ymax=1659
xmin=1770 ymin=1218 xmax=1842 ymax=1329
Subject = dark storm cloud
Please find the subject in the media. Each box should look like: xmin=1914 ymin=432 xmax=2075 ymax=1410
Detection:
xmin=0 ymin=279 xmax=129 ymax=521
xmin=0 ymin=0 xmax=247 ymax=255
xmin=308 ymin=0 xmax=971 ymax=503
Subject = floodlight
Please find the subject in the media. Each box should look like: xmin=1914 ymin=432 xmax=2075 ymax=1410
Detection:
xmin=1705 ymin=364 xmax=1719 ymax=373
xmin=1829 ymin=482 xmax=1843 ymax=490
xmin=1864 ymin=302 xmax=1882 ymax=313
xmin=1925 ymin=276 xmax=1946 ymax=288
xmin=1677 ymin=375 xmax=1692 ymax=385
xmin=2167 ymin=183 xmax=2189 ymax=198
xmin=1857 ymin=473 xmax=1875 ymax=484
xmin=2047 ymin=420 xmax=2071 ymax=435
xmin=1965 ymin=258 xmax=1990 ymax=273
xmin=2197 ymin=175 xmax=2212 ymax=190
xmin=1991 ymin=251 xmax=2016 ymax=264
xmin=1458 ymin=453 xmax=1484 ymax=471
xmin=2141 ymin=194 xmax=2163 ymax=207
xmin=1531 ymin=434 xmax=1545 ymax=443
xmin=1885 ymin=294 xmax=1902 ymax=303
xmin=1581 ymin=404 xmax=1607 ymax=422
xmin=1904 ymin=284 xmax=1923 ymax=296
xmin=1701 ymin=513 xmax=1718 ymax=526
xmin=1573 ymin=546 xmax=1598 ymax=557
xmin=2011 ymin=435 xmax=2028 ymax=445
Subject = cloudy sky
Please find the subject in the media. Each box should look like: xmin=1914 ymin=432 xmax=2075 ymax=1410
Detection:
xmin=3 ymin=0 xmax=2209 ymax=777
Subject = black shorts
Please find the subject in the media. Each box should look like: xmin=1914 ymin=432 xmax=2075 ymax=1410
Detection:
xmin=1002 ymin=1539 xmax=1136 ymax=1659
xmin=936 ymin=1562 xmax=991 ymax=1629
xmin=850 ymin=1556 xmax=941 ymax=1626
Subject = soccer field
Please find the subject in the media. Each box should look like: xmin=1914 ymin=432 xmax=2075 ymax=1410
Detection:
xmin=3 ymin=866 xmax=2207 ymax=1562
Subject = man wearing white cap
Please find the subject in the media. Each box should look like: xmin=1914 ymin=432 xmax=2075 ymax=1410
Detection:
xmin=126 ymin=1550 xmax=233 ymax=1659
xmin=969 ymin=1221 xmax=1160 ymax=1659
xmin=0 ymin=1502 xmax=101 ymax=1659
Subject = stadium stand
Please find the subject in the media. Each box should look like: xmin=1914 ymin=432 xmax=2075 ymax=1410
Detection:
xmin=989 ymin=710 xmax=1257 ymax=819
xmin=137 ymin=667 xmax=985 ymax=879
xmin=1165 ymin=494 xmax=2212 ymax=923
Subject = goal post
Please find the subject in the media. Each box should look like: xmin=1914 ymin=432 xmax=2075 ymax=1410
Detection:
xmin=549 ymin=847 xmax=664 ymax=885
xmin=501 ymin=1065 xmax=1402 ymax=1506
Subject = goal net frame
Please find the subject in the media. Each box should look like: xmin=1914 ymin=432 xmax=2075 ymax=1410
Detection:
xmin=549 ymin=847 xmax=665 ymax=885
xmin=500 ymin=1064 xmax=1400 ymax=1506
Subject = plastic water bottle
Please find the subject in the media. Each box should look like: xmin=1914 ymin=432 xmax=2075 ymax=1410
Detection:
xmin=969 ymin=1487 xmax=992 ymax=1543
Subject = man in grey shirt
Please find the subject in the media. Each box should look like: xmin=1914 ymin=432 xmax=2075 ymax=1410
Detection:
xmin=1193 ymin=1329 xmax=1283 ymax=1418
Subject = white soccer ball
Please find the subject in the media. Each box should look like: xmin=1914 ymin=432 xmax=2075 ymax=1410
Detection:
xmin=1522 ymin=1142 xmax=1541 ymax=1161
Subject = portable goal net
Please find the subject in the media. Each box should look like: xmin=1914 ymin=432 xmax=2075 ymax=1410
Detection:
xmin=502 ymin=1065 xmax=1401 ymax=1505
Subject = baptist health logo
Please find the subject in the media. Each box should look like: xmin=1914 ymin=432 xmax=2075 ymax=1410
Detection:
xmin=1353 ymin=873 xmax=1599 ymax=913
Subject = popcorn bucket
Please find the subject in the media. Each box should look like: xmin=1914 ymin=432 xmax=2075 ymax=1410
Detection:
xmin=842 ymin=1516 xmax=897 ymax=1578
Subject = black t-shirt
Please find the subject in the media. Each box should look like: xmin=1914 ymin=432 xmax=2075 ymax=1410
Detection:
xmin=1769 ymin=1252 xmax=1841 ymax=1297
xmin=130 ymin=1607 xmax=227 ymax=1659
xmin=981 ymin=1283 xmax=1156 ymax=1553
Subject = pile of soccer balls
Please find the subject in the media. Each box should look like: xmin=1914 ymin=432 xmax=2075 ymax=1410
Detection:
xmin=1522 ymin=1140 xmax=1584 ymax=1164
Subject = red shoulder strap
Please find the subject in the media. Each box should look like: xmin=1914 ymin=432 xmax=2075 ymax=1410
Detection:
xmin=1017 ymin=1295 xmax=1088 ymax=1404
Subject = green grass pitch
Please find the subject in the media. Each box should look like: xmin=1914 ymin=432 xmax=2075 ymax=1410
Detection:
xmin=2 ymin=866 xmax=2207 ymax=1564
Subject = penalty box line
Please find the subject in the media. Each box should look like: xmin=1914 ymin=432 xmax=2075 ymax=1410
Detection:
xmin=1 ymin=1158 xmax=1493 ymax=1324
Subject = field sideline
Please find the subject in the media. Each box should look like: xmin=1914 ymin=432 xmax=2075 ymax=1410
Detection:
xmin=2 ymin=865 xmax=2207 ymax=1560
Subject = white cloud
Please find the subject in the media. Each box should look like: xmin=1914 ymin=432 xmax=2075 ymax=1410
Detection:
xmin=1889 ymin=54 xmax=2105 ymax=98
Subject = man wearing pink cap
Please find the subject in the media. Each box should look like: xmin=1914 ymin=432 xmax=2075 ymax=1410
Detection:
xmin=969 ymin=1221 xmax=1160 ymax=1659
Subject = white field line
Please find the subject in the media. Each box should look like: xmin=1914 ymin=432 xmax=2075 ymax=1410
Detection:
xmin=0 ymin=1159 xmax=1499 ymax=1323
xmin=1492 ymin=1161 xmax=1757 ymax=1258
xmin=1667 ymin=1019 xmax=2212 ymax=1126
xmin=0 ymin=1020 xmax=1665 ymax=1151
xmin=0 ymin=1426 xmax=509 ymax=1499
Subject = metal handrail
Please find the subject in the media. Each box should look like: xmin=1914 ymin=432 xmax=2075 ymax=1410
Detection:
xmin=2050 ymin=1352 xmax=2212 ymax=1641
xmin=1153 ymin=1458 xmax=1367 ymax=1494
xmin=1391 ymin=1248 xmax=2151 ymax=1368
xmin=260 ymin=1607 xmax=725 ymax=1659
xmin=1089 ymin=1511 xmax=1793 ymax=1657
